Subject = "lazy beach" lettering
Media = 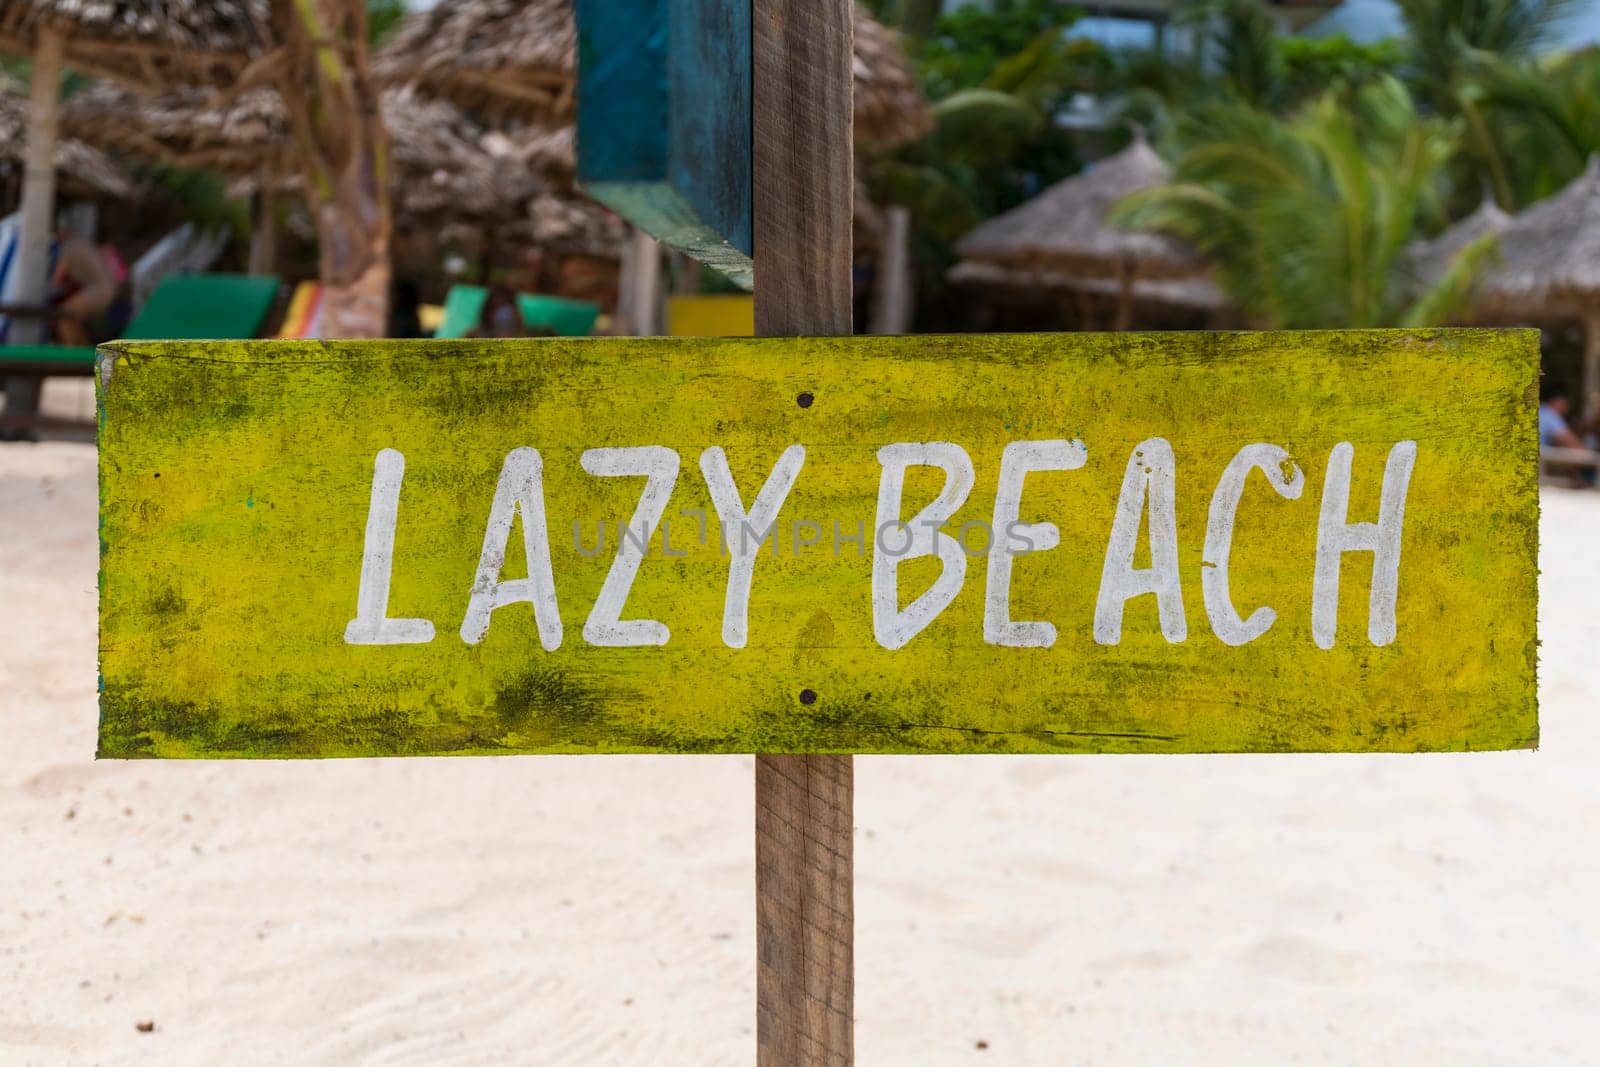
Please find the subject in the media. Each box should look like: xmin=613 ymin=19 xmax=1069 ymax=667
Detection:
xmin=344 ymin=437 xmax=1416 ymax=653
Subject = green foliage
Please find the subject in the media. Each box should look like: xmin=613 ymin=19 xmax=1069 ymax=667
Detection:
xmin=883 ymin=0 xmax=1594 ymax=331
xmin=1183 ymin=0 xmax=1285 ymax=109
xmin=367 ymin=0 xmax=408 ymax=45
xmin=1400 ymin=229 xmax=1499 ymax=328
xmin=1110 ymin=2 xmax=1407 ymax=125
xmin=928 ymin=89 xmax=1045 ymax=163
xmin=877 ymin=0 xmax=1101 ymax=260
xmin=918 ymin=0 xmax=1090 ymax=102
xmin=140 ymin=165 xmax=251 ymax=238
xmin=1113 ymin=78 xmax=1478 ymax=329
xmin=1392 ymin=0 xmax=1579 ymax=210
xmin=874 ymin=0 xmax=946 ymax=40
xmin=1436 ymin=45 xmax=1600 ymax=210
xmin=871 ymin=161 xmax=983 ymax=243
xmin=1278 ymin=35 xmax=1407 ymax=103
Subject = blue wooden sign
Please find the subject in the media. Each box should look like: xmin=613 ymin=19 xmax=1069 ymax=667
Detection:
xmin=575 ymin=0 xmax=753 ymax=288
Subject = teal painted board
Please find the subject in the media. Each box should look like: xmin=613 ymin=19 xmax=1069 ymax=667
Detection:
xmin=575 ymin=0 xmax=753 ymax=289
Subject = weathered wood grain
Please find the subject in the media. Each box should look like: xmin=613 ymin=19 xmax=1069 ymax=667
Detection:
xmin=755 ymin=753 xmax=852 ymax=1067
xmin=96 ymin=330 xmax=1538 ymax=759
xmin=753 ymin=0 xmax=853 ymax=334
xmin=752 ymin=2 xmax=856 ymax=1060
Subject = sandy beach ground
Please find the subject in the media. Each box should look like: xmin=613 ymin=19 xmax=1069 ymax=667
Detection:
xmin=2 ymin=430 xmax=1596 ymax=1065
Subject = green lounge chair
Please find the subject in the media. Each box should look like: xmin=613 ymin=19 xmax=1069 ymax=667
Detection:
xmin=0 ymin=272 xmax=282 ymax=379
xmin=433 ymin=284 xmax=600 ymax=339
xmin=1 ymin=272 xmax=280 ymax=436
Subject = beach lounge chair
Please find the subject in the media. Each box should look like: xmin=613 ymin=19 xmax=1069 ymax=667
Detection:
xmin=433 ymin=284 xmax=600 ymax=339
xmin=274 ymin=281 xmax=325 ymax=339
xmin=0 ymin=272 xmax=280 ymax=434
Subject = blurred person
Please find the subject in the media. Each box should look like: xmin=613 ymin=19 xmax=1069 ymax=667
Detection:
xmin=97 ymin=242 xmax=133 ymax=337
xmin=1539 ymin=383 xmax=1586 ymax=449
xmin=47 ymin=232 xmax=117 ymax=346
xmin=469 ymin=284 xmax=525 ymax=338
xmin=1 ymin=230 xmax=119 ymax=439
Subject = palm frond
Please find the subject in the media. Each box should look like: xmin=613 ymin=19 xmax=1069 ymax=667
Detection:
xmin=1401 ymin=229 xmax=1498 ymax=326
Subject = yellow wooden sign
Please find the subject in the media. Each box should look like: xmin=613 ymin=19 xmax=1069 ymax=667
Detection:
xmin=97 ymin=330 xmax=1537 ymax=758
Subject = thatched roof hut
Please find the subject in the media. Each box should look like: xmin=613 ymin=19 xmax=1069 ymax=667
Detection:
xmin=946 ymin=259 xmax=1231 ymax=332
xmin=0 ymin=82 xmax=132 ymax=200
xmin=374 ymin=0 xmax=931 ymax=150
xmin=0 ymin=0 xmax=267 ymax=91
xmin=385 ymin=91 xmax=544 ymax=223
xmin=1477 ymin=156 xmax=1600 ymax=401
xmin=952 ymin=134 xmax=1204 ymax=328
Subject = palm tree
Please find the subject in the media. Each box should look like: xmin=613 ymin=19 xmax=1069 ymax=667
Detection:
xmin=1462 ymin=46 xmax=1600 ymax=207
xmin=271 ymin=0 xmax=391 ymax=337
xmin=1395 ymin=0 xmax=1573 ymax=210
xmin=1109 ymin=0 xmax=1404 ymax=135
xmin=1397 ymin=0 xmax=1568 ymax=108
xmin=1112 ymin=77 xmax=1494 ymax=329
xmin=874 ymin=4 xmax=1102 ymax=242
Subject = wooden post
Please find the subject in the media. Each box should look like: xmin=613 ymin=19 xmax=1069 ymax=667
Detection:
xmin=248 ymin=180 xmax=278 ymax=276
xmin=753 ymin=1 xmax=854 ymax=1064
xmin=1581 ymin=309 xmax=1600 ymax=418
xmin=618 ymin=227 xmax=663 ymax=336
xmin=2 ymin=25 xmax=64 ymax=422
xmin=1113 ymin=257 xmax=1135 ymax=332
xmin=868 ymin=205 xmax=913 ymax=335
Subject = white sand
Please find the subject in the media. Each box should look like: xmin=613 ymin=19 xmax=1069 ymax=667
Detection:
xmin=2 ymin=440 xmax=1596 ymax=1065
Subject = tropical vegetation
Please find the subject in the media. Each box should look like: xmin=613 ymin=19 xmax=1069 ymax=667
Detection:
xmin=870 ymin=0 xmax=1599 ymax=330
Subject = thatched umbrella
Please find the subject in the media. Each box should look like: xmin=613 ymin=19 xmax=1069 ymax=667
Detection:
xmin=1476 ymin=156 xmax=1600 ymax=402
xmin=0 ymin=0 xmax=266 ymax=345
xmin=1403 ymin=194 xmax=1510 ymax=294
xmin=374 ymin=0 xmax=931 ymax=151
xmin=372 ymin=0 xmax=572 ymax=126
xmin=64 ymin=84 xmax=555 ymax=270
xmin=0 ymin=81 xmax=133 ymax=201
xmin=0 ymin=0 xmax=267 ymax=89
xmin=952 ymin=132 xmax=1203 ymax=330
xmin=851 ymin=8 xmax=932 ymax=152
xmin=62 ymin=83 xmax=285 ymax=177
xmin=443 ymin=193 xmax=623 ymax=261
